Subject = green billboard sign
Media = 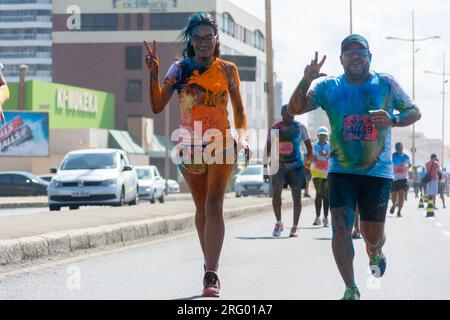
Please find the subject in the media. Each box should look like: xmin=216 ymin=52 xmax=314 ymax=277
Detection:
xmin=3 ymin=80 xmax=115 ymax=129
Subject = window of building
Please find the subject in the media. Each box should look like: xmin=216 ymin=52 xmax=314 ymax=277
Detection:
xmin=125 ymin=80 xmax=142 ymax=103
xmin=124 ymin=14 xmax=131 ymax=30
xmin=137 ymin=13 xmax=143 ymax=30
xmin=254 ymin=30 xmax=265 ymax=51
xmin=81 ymin=14 xmax=118 ymax=31
xmin=222 ymin=13 xmax=235 ymax=37
xmin=125 ymin=46 xmax=142 ymax=70
xmin=150 ymin=12 xmax=192 ymax=30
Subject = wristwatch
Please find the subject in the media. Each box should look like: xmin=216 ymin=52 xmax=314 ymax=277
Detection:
xmin=391 ymin=115 xmax=400 ymax=127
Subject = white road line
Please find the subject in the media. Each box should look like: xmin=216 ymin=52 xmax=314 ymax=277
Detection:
xmin=435 ymin=222 xmax=444 ymax=227
xmin=441 ymin=231 xmax=450 ymax=237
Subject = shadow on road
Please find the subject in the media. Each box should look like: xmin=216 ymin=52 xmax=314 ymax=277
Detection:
xmin=234 ymin=236 xmax=291 ymax=240
xmin=174 ymin=295 xmax=204 ymax=300
xmin=313 ymin=237 xmax=332 ymax=241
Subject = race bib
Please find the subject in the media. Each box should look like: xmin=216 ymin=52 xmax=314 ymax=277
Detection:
xmin=343 ymin=115 xmax=378 ymax=142
xmin=315 ymin=159 xmax=329 ymax=171
xmin=279 ymin=142 xmax=294 ymax=155
xmin=394 ymin=166 xmax=406 ymax=175
xmin=192 ymin=105 xmax=223 ymax=133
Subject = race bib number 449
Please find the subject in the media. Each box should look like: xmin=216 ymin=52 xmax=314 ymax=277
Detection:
xmin=343 ymin=115 xmax=378 ymax=142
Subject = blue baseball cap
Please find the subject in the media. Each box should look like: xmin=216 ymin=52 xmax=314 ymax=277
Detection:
xmin=341 ymin=34 xmax=370 ymax=52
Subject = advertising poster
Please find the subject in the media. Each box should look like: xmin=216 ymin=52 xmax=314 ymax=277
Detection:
xmin=0 ymin=111 xmax=49 ymax=157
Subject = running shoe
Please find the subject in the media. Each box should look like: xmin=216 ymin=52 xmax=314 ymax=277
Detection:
xmin=322 ymin=217 xmax=329 ymax=227
xmin=272 ymin=222 xmax=283 ymax=237
xmin=397 ymin=211 xmax=402 ymax=217
xmin=341 ymin=284 xmax=360 ymax=300
xmin=289 ymin=226 xmax=298 ymax=237
xmin=369 ymin=251 xmax=387 ymax=278
xmin=313 ymin=217 xmax=321 ymax=226
xmin=390 ymin=206 xmax=395 ymax=214
xmin=202 ymin=271 xmax=220 ymax=298
xmin=352 ymin=229 xmax=362 ymax=239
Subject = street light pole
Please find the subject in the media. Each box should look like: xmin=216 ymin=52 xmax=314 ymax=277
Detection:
xmin=386 ymin=10 xmax=440 ymax=167
xmin=349 ymin=0 xmax=353 ymax=34
xmin=424 ymin=52 xmax=450 ymax=168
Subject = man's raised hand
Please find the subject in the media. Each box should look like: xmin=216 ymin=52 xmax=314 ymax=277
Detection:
xmin=304 ymin=52 xmax=327 ymax=81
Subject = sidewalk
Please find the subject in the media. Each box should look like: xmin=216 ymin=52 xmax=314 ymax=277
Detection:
xmin=0 ymin=195 xmax=313 ymax=267
xmin=0 ymin=192 xmax=195 ymax=209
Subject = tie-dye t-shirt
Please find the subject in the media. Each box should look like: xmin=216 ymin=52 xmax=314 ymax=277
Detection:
xmin=308 ymin=72 xmax=414 ymax=179
xmin=164 ymin=57 xmax=240 ymax=144
xmin=311 ymin=142 xmax=330 ymax=179
xmin=269 ymin=120 xmax=310 ymax=168
xmin=392 ymin=152 xmax=410 ymax=181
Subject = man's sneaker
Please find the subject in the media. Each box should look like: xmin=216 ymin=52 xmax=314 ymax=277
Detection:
xmin=304 ymin=193 xmax=311 ymax=198
xmin=341 ymin=284 xmax=360 ymax=300
xmin=313 ymin=217 xmax=321 ymax=226
xmin=272 ymin=222 xmax=283 ymax=237
xmin=397 ymin=210 xmax=402 ymax=217
xmin=390 ymin=206 xmax=395 ymax=214
xmin=289 ymin=226 xmax=298 ymax=237
xmin=369 ymin=252 xmax=387 ymax=278
xmin=352 ymin=229 xmax=362 ymax=239
xmin=202 ymin=271 xmax=220 ymax=298
xmin=322 ymin=217 xmax=329 ymax=227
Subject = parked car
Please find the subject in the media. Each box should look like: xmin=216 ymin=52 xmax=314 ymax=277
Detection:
xmin=135 ymin=165 xmax=165 ymax=203
xmin=234 ymin=165 xmax=270 ymax=197
xmin=39 ymin=174 xmax=54 ymax=182
xmin=0 ymin=171 xmax=49 ymax=196
xmin=47 ymin=149 xmax=139 ymax=211
xmin=166 ymin=179 xmax=181 ymax=194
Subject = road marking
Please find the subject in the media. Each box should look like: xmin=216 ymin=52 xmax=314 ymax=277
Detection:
xmin=436 ymin=223 xmax=444 ymax=227
xmin=442 ymin=231 xmax=450 ymax=237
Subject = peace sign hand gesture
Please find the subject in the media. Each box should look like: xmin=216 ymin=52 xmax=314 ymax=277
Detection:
xmin=304 ymin=51 xmax=327 ymax=82
xmin=144 ymin=40 xmax=159 ymax=73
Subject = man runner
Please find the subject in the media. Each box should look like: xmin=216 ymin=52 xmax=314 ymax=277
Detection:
xmin=390 ymin=142 xmax=411 ymax=217
xmin=288 ymin=34 xmax=421 ymax=300
xmin=265 ymin=105 xmax=313 ymax=238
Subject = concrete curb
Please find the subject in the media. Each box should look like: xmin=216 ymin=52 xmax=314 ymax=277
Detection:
xmin=0 ymin=198 xmax=312 ymax=267
xmin=0 ymin=194 xmax=194 ymax=209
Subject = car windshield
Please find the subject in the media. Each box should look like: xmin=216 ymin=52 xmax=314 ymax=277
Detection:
xmin=136 ymin=169 xmax=151 ymax=180
xmin=239 ymin=167 xmax=262 ymax=175
xmin=60 ymin=153 xmax=116 ymax=170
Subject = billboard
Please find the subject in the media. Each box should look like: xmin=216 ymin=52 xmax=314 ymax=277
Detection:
xmin=0 ymin=111 xmax=49 ymax=157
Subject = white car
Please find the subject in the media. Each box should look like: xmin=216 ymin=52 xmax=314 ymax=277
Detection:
xmin=135 ymin=165 xmax=165 ymax=203
xmin=166 ymin=179 xmax=181 ymax=194
xmin=47 ymin=149 xmax=139 ymax=211
xmin=234 ymin=165 xmax=270 ymax=197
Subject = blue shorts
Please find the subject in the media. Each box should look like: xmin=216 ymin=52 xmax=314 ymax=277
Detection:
xmin=328 ymin=173 xmax=392 ymax=222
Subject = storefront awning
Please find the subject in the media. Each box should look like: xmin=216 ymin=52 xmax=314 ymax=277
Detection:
xmin=108 ymin=130 xmax=145 ymax=155
xmin=148 ymin=135 xmax=175 ymax=158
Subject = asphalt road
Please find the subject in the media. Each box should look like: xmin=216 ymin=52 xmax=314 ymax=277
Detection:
xmin=0 ymin=196 xmax=449 ymax=300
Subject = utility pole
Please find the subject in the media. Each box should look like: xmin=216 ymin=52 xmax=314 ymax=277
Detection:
xmin=265 ymin=0 xmax=275 ymax=130
xmin=349 ymin=0 xmax=353 ymax=34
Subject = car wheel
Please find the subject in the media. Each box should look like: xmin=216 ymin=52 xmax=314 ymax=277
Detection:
xmin=158 ymin=193 xmax=165 ymax=203
xmin=236 ymin=192 xmax=241 ymax=198
xmin=69 ymin=205 xmax=79 ymax=210
xmin=49 ymin=205 xmax=61 ymax=211
xmin=114 ymin=187 xmax=125 ymax=206
xmin=150 ymin=195 xmax=156 ymax=204
xmin=130 ymin=187 xmax=139 ymax=206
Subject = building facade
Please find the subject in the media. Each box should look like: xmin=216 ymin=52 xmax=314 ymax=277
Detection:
xmin=0 ymin=0 xmax=53 ymax=82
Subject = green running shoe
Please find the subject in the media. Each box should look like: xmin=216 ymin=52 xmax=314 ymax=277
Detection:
xmin=341 ymin=285 xmax=360 ymax=300
xmin=370 ymin=252 xmax=387 ymax=278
